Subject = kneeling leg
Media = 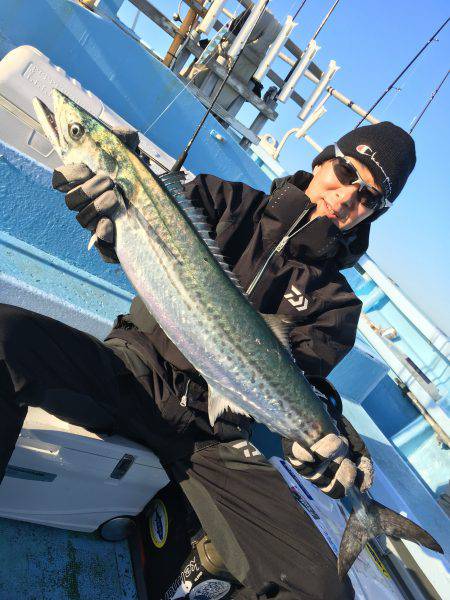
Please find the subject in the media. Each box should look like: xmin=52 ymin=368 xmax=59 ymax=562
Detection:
xmin=0 ymin=304 xmax=126 ymax=481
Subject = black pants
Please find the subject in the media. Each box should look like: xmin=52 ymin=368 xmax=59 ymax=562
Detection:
xmin=0 ymin=305 xmax=353 ymax=599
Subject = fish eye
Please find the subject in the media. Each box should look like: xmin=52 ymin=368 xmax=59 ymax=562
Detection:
xmin=68 ymin=122 xmax=85 ymax=140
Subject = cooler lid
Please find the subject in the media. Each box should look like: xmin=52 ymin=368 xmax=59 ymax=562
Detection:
xmin=21 ymin=408 xmax=164 ymax=469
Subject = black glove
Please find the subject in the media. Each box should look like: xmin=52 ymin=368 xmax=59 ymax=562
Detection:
xmin=283 ymin=378 xmax=374 ymax=499
xmin=52 ymin=127 xmax=140 ymax=264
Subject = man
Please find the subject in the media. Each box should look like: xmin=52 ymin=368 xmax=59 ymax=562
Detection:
xmin=0 ymin=122 xmax=415 ymax=598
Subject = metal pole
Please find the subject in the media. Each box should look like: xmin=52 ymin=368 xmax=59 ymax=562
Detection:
xmin=131 ymin=7 xmax=140 ymax=31
xmin=274 ymin=105 xmax=326 ymax=159
xmin=275 ymin=51 xmax=380 ymax=123
xmin=163 ymin=3 xmax=204 ymax=67
xmin=355 ymin=17 xmax=450 ymax=127
xmin=278 ymin=39 xmax=320 ymax=102
xmin=253 ymin=15 xmax=297 ymax=82
xmin=197 ymin=0 xmax=227 ymax=36
xmin=299 ymin=59 xmax=339 ymax=119
xmin=395 ymin=379 xmax=450 ymax=448
xmin=325 ymin=85 xmax=379 ymax=124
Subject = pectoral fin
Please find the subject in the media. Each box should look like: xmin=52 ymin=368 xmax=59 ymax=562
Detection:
xmin=261 ymin=314 xmax=297 ymax=356
xmin=208 ymin=385 xmax=250 ymax=426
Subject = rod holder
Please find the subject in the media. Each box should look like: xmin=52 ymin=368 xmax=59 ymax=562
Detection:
xmin=273 ymin=105 xmax=326 ymax=160
xmin=253 ymin=15 xmax=297 ymax=82
xmin=227 ymin=0 xmax=270 ymax=61
xmin=197 ymin=0 xmax=227 ymax=36
xmin=278 ymin=39 xmax=320 ymax=103
xmin=299 ymin=59 xmax=340 ymax=119
xmin=295 ymin=105 xmax=326 ymax=138
xmin=303 ymin=134 xmax=323 ymax=153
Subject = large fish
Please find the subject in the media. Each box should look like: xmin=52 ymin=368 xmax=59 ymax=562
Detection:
xmin=33 ymin=90 xmax=443 ymax=577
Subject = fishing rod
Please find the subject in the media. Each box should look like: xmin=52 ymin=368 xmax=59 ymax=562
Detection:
xmin=142 ymin=14 xmax=240 ymax=137
xmin=409 ymin=69 xmax=449 ymax=133
xmin=280 ymin=0 xmax=341 ymax=90
xmin=170 ymin=0 xmax=270 ymax=173
xmin=310 ymin=0 xmax=340 ymax=41
xmin=355 ymin=17 xmax=450 ymax=127
xmin=292 ymin=0 xmax=308 ymax=21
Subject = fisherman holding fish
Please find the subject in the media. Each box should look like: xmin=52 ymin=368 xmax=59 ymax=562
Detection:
xmin=0 ymin=119 xmax=424 ymax=599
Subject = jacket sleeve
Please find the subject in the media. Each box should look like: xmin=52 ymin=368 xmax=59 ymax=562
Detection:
xmin=183 ymin=173 xmax=269 ymax=230
xmin=289 ymin=299 xmax=362 ymax=378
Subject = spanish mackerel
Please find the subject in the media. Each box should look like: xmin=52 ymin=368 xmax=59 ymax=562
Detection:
xmin=33 ymin=90 xmax=443 ymax=577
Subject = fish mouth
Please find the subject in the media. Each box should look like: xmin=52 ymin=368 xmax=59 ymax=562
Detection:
xmin=32 ymin=96 xmax=64 ymax=157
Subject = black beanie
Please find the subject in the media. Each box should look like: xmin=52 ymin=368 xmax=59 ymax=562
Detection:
xmin=312 ymin=121 xmax=416 ymax=203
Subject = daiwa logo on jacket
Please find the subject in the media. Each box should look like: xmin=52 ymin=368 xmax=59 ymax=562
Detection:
xmin=284 ymin=285 xmax=309 ymax=312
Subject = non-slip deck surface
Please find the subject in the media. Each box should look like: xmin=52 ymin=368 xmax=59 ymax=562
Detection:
xmin=0 ymin=517 xmax=137 ymax=600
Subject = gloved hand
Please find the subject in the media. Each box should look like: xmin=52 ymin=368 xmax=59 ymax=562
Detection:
xmin=282 ymin=378 xmax=374 ymax=499
xmin=52 ymin=127 xmax=140 ymax=263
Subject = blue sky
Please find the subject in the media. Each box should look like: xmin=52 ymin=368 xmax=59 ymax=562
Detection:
xmin=118 ymin=0 xmax=450 ymax=335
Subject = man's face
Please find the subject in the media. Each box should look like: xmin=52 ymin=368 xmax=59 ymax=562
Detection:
xmin=304 ymin=157 xmax=382 ymax=231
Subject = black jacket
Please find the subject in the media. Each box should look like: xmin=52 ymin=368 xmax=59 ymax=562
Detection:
xmin=106 ymin=171 xmax=363 ymax=437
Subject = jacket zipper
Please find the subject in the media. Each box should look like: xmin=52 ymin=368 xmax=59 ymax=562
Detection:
xmin=180 ymin=379 xmax=191 ymax=407
xmin=246 ymin=207 xmax=313 ymax=296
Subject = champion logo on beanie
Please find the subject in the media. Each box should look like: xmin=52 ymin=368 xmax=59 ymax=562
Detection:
xmin=312 ymin=122 xmax=416 ymax=204
xmin=356 ymin=145 xmax=371 ymax=154
xmin=355 ymin=144 xmax=393 ymax=198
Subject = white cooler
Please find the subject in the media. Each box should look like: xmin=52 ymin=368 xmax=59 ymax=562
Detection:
xmin=0 ymin=407 xmax=169 ymax=532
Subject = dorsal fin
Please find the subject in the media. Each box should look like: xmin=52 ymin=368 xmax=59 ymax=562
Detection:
xmin=261 ymin=314 xmax=297 ymax=355
xmin=165 ymin=187 xmax=247 ymax=295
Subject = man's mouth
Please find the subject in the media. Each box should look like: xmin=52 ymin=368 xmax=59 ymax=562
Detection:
xmin=32 ymin=97 xmax=62 ymax=156
xmin=323 ymin=199 xmax=342 ymax=221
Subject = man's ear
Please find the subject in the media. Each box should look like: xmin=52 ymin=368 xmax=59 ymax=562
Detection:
xmin=313 ymin=164 xmax=321 ymax=175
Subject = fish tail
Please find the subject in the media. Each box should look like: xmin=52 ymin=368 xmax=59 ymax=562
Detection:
xmin=337 ymin=498 xmax=443 ymax=579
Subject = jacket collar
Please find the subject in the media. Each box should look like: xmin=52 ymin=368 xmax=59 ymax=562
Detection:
xmin=264 ymin=174 xmax=341 ymax=263
xmin=269 ymin=170 xmax=371 ymax=269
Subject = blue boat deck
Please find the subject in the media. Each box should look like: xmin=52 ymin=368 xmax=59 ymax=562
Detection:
xmin=0 ymin=518 xmax=137 ymax=600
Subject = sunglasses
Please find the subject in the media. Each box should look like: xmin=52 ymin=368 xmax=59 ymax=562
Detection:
xmin=332 ymin=144 xmax=391 ymax=211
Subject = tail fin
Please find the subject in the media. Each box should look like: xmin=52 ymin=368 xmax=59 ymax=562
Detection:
xmin=337 ymin=499 xmax=443 ymax=579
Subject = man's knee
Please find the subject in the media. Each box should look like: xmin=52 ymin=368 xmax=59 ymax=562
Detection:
xmin=0 ymin=304 xmax=37 ymax=359
xmin=0 ymin=304 xmax=58 ymax=401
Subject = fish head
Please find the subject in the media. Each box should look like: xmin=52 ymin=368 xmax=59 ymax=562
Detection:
xmin=33 ymin=90 xmax=116 ymax=173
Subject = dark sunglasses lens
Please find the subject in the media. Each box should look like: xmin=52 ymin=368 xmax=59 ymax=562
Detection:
xmin=332 ymin=159 xmax=357 ymax=185
xmin=359 ymin=190 xmax=383 ymax=210
xmin=333 ymin=158 xmax=384 ymax=210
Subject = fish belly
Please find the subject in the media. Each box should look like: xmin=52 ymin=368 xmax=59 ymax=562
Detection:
xmin=113 ymin=202 xmax=329 ymax=446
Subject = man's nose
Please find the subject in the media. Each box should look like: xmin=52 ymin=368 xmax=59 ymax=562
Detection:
xmin=335 ymin=185 xmax=358 ymax=209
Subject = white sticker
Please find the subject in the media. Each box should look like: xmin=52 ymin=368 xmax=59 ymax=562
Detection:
xmin=168 ymin=580 xmax=192 ymax=600
xmin=189 ymin=579 xmax=231 ymax=600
